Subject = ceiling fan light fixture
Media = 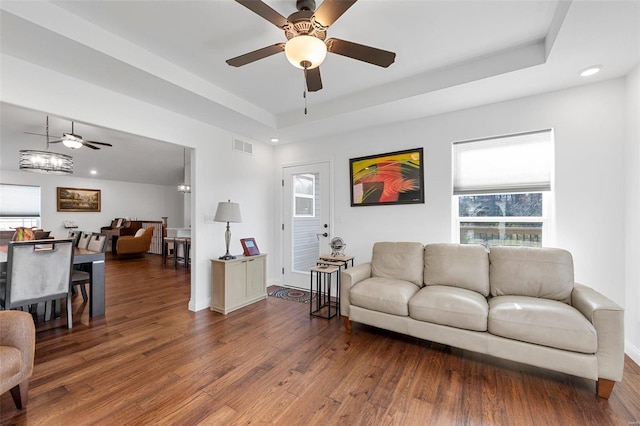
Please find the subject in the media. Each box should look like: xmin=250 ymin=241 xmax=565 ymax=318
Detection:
xmin=285 ymin=35 xmax=327 ymax=69
xmin=62 ymin=133 xmax=83 ymax=149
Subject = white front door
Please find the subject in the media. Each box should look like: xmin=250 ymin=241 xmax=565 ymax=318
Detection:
xmin=282 ymin=162 xmax=331 ymax=289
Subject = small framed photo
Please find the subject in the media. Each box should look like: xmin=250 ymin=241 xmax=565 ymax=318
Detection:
xmin=240 ymin=238 xmax=260 ymax=256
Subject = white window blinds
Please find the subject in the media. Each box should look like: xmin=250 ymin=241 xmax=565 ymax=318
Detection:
xmin=0 ymin=184 xmax=41 ymax=217
xmin=453 ymin=129 xmax=553 ymax=195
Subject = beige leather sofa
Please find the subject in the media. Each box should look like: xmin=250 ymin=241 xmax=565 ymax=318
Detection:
xmin=341 ymin=242 xmax=624 ymax=398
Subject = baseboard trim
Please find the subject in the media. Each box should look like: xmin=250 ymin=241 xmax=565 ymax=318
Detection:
xmin=625 ymin=340 xmax=640 ymax=366
xmin=189 ymin=297 xmax=211 ymax=312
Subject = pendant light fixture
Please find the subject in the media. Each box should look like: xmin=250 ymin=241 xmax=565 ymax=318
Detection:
xmin=177 ymin=147 xmax=191 ymax=193
xmin=19 ymin=116 xmax=73 ymax=175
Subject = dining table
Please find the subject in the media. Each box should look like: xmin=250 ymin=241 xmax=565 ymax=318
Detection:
xmin=0 ymin=244 xmax=105 ymax=318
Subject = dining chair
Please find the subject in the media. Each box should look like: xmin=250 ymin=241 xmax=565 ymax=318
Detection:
xmin=68 ymin=230 xmax=82 ymax=247
xmin=72 ymin=233 xmax=107 ymax=302
xmin=76 ymin=232 xmax=91 ymax=249
xmin=0 ymin=239 xmax=75 ymax=329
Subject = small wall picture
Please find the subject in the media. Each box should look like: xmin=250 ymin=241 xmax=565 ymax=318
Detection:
xmin=57 ymin=187 xmax=101 ymax=212
xmin=240 ymin=237 xmax=260 ymax=256
xmin=350 ymin=147 xmax=425 ymax=206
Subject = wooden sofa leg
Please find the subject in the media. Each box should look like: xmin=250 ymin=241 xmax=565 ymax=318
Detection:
xmin=597 ymin=378 xmax=615 ymax=399
xmin=343 ymin=316 xmax=352 ymax=331
xmin=9 ymin=380 xmax=29 ymax=409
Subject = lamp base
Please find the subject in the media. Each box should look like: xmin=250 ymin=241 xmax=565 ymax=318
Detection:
xmin=219 ymin=254 xmax=236 ymax=260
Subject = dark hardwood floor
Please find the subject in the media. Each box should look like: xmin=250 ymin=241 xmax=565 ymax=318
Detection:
xmin=1 ymin=253 xmax=639 ymax=425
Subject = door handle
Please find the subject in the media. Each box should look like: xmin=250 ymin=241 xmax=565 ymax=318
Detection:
xmin=316 ymin=232 xmax=328 ymax=240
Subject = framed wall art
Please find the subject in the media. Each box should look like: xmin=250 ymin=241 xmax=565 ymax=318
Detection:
xmin=57 ymin=187 xmax=101 ymax=212
xmin=350 ymin=147 xmax=425 ymax=206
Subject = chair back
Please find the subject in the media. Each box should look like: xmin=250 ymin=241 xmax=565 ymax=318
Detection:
xmin=3 ymin=239 xmax=74 ymax=309
xmin=77 ymin=232 xmax=91 ymax=249
xmin=87 ymin=233 xmax=108 ymax=253
xmin=68 ymin=230 xmax=82 ymax=246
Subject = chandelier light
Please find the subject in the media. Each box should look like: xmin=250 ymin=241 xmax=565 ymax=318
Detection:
xmin=19 ymin=150 xmax=73 ymax=174
xmin=285 ymin=35 xmax=327 ymax=69
xmin=19 ymin=116 xmax=73 ymax=174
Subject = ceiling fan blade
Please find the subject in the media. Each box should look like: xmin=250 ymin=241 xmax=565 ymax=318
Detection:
xmin=24 ymin=131 xmax=49 ymax=137
xmin=49 ymin=140 xmax=64 ymax=144
xmin=85 ymin=140 xmax=113 ymax=147
xmin=304 ymin=66 xmax=323 ymax=92
xmin=82 ymin=142 xmax=101 ymax=150
xmin=326 ymin=38 xmax=396 ymax=68
xmin=236 ymin=0 xmax=288 ymax=28
xmin=312 ymin=0 xmax=357 ymax=27
xmin=226 ymin=43 xmax=285 ymax=67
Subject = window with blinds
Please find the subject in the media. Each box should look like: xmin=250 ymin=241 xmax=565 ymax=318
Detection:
xmin=0 ymin=184 xmax=41 ymax=230
xmin=452 ymin=129 xmax=554 ymax=248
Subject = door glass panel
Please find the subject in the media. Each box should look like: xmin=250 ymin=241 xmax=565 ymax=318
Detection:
xmin=292 ymin=172 xmax=320 ymax=272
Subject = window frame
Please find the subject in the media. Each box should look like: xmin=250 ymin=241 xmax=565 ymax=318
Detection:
xmin=453 ymin=192 xmax=552 ymax=248
xmin=0 ymin=184 xmax=41 ymax=231
xmin=293 ymin=173 xmax=316 ymax=218
xmin=451 ymin=129 xmax=555 ymax=248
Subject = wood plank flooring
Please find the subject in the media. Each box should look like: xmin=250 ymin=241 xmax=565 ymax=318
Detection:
xmin=1 ymin=253 xmax=639 ymax=425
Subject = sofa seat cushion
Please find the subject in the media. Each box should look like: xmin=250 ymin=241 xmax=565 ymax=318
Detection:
xmin=350 ymin=277 xmax=420 ymax=316
xmin=424 ymin=243 xmax=490 ymax=296
xmin=488 ymin=296 xmax=597 ymax=353
xmin=409 ymin=285 xmax=488 ymax=331
xmin=0 ymin=346 xmax=22 ymax=379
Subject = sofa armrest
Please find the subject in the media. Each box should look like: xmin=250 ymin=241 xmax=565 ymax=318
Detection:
xmin=340 ymin=262 xmax=372 ymax=317
xmin=571 ymin=283 xmax=624 ymax=382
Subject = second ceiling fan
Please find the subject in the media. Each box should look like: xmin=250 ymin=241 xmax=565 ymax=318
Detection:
xmin=25 ymin=121 xmax=113 ymax=150
xmin=226 ymin=0 xmax=396 ymax=92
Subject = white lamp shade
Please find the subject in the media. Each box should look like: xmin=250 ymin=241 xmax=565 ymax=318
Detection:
xmin=214 ymin=201 xmax=242 ymax=223
xmin=285 ymin=35 xmax=327 ymax=69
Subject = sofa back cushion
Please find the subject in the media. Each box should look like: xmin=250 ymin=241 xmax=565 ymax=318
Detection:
xmin=424 ymin=243 xmax=490 ymax=296
xmin=372 ymin=242 xmax=424 ymax=287
xmin=489 ymin=246 xmax=574 ymax=303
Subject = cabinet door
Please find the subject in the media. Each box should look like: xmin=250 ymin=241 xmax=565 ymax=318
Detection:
xmin=246 ymin=256 xmax=266 ymax=299
xmin=226 ymin=261 xmax=247 ymax=306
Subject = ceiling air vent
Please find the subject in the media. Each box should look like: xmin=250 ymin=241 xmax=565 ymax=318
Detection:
xmin=232 ymin=138 xmax=253 ymax=155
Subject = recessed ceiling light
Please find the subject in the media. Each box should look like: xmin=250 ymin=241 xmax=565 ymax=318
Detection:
xmin=90 ymin=170 xmax=97 ymax=175
xmin=580 ymin=65 xmax=602 ymax=77
xmin=270 ymin=138 xmax=279 ymax=143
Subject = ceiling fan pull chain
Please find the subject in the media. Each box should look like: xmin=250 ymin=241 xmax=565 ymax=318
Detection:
xmin=46 ymin=116 xmax=50 ymax=150
xmin=303 ymin=67 xmax=308 ymax=115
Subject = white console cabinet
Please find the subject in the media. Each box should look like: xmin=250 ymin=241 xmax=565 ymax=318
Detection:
xmin=210 ymin=254 xmax=267 ymax=314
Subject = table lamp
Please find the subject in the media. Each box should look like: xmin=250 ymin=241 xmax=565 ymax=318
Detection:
xmin=214 ymin=200 xmax=242 ymax=260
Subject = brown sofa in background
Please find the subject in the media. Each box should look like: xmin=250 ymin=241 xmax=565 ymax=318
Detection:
xmin=0 ymin=311 xmax=36 ymax=410
xmin=115 ymin=226 xmax=154 ymax=256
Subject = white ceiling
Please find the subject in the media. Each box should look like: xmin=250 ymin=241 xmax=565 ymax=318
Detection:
xmin=1 ymin=0 xmax=638 ymax=184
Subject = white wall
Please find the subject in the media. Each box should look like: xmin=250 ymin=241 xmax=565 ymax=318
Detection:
xmin=625 ymin=65 xmax=640 ymax=364
xmin=1 ymin=54 xmax=276 ymax=312
xmin=0 ymin=170 xmax=181 ymax=237
xmin=275 ymin=77 xmax=635 ymax=353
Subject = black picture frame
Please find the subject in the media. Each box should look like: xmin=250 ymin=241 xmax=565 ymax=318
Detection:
xmin=349 ymin=148 xmax=425 ymax=206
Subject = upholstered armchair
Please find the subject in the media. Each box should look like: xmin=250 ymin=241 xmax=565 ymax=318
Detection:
xmin=115 ymin=226 xmax=154 ymax=255
xmin=0 ymin=310 xmax=36 ymax=410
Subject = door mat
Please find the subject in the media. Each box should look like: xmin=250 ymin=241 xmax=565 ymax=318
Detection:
xmin=267 ymin=285 xmax=315 ymax=303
